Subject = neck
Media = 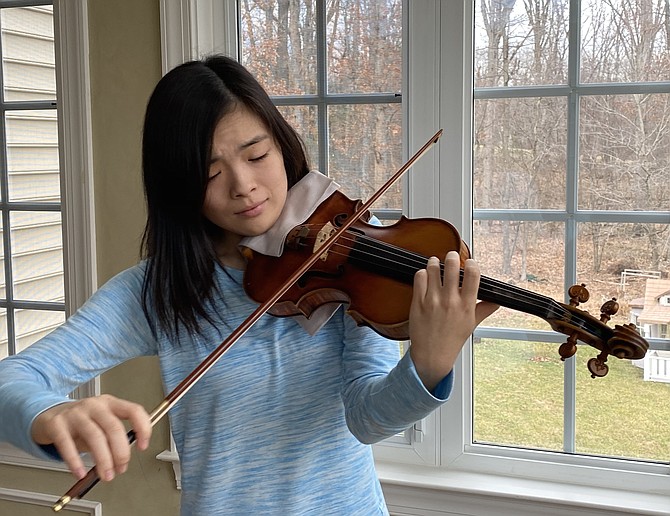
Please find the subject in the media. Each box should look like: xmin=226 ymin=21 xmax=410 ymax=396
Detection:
xmin=214 ymin=234 xmax=247 ymax=269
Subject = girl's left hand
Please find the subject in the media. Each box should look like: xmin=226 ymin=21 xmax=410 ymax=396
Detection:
xmin=408 ymin=250 xmax=499 ymax=391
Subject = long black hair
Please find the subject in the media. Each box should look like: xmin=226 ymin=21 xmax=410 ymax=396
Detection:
xmin=140 ymin=55 xmax=310 ymax=337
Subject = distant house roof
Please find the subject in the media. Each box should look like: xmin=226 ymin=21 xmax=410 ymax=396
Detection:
xmin=638 ymin=279 xmax=670 ymax=325
xmin=630 ymin=297 xmax=644 ymax=309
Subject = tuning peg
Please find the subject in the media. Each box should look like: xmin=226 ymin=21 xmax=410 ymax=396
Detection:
xmin=558 ymin=332 xmax=579 ymax=361
xmin=568 ymin=284 xmax=590 ymax=307
xmin=599 ymin=298 xmax=619 ymax=323
xmin=587 ymin=351 xmax=610 ymax=378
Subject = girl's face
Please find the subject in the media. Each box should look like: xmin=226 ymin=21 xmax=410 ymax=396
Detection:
xmin=203 ymin=105 xmax=288 ymax=263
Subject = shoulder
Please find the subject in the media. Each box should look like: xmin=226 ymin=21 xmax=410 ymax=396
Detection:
xmin=86 ymin=262 xmax=148 ymax=311
xmin=100 ymin=261 xmax=147 ymax=291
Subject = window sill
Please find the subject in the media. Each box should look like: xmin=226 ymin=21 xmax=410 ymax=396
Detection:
xmin=0 ymin=443 xmax=69 ymax=473
xmin=375 ymin=460 xmax=670 ymax=515
xmin=0 ymin=443 xmax=93 ymax=473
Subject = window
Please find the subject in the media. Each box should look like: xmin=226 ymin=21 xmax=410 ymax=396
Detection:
xmin=472 ymin=0 xmax=670 ymax=463
xmin=164 ymin=0 xmax=670 ymax=511
xmin=0 ymin=0 xmax=95 ymax=468
xmin=0 ymin=3 xmax=65 ymax=359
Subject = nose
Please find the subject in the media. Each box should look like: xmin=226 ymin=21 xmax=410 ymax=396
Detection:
xmin=228 ymin=166 xmax=257 ymax=198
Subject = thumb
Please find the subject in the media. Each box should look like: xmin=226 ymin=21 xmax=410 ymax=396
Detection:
xmin=475 ymin=301 xmax=499 ymax=325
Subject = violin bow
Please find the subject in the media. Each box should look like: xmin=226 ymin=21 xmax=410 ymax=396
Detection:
xmin=52 ymin=129 xmax=443 ymax=511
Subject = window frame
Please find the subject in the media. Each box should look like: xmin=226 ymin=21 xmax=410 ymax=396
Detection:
xmin=163 ymin=0 xmax=670 ymax=512
xmin=0 ymin=0 xmax=97 ymax=471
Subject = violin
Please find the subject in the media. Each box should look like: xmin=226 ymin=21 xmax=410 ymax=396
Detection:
xmin=51 ymin=129 xmax=648 ymax=511
xmin=243 ymin=189 xmax=649 ymax=379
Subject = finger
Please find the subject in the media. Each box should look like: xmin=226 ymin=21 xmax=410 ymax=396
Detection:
xmin=441 ymin=251 xmax=461 ymax=293
xmin=425 ymin=256 xmax=443 ymax=292
xmin=74 ymin=417 xmax=117 ymax=481
xmin=412 ymin=266 xmax=428 ymax=304
xmin=460 ymin=258 xmax=481 ymax=302
xmin=48 ymin=420 xmax=87 ymax=480
xmin=91 ymin=411 xmax=132 ymax=476
xmin=107 ymin=398 xmax=152 ymax=451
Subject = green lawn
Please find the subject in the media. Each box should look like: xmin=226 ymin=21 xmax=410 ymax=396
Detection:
xmin=473 ymin=339 xmax=670 ymax=461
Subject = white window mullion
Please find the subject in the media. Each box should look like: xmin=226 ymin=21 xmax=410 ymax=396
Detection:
xmin=437 ymin=0 xmax=473 ymax=468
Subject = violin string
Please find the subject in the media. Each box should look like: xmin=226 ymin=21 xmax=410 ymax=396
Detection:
xmin=294 ymin=224 xmax=572 ymax=320
xmin=344 ymin=236 xmax=568 ymax=319
xmin=292 ymin=225 xmax=612 ymax=337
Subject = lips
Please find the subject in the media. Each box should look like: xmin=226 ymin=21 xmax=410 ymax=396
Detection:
xmin=236 ymin=200 xmax=266 ymax=217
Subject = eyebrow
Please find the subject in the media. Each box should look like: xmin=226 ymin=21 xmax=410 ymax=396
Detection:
xmin=209 ymin=134 xmax=270 ymax=164
xmin=239 ymin=134 xmax=269 ymax=150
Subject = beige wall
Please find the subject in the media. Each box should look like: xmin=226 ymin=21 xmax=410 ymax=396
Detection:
xmin=0 ymin=1 xmax=181 ymax=514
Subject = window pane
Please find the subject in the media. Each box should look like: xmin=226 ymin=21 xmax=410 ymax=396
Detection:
xmin=474 ymin=0 xmax=569 ymax=88
xmin=277 ymin=105 xmax=319 ymax=169
xmin=473 ymin=220 xmax=566 ymax=330
xmin=15 ymin=308 xmax=64 ymax=353
xmin=577 ymin=222 xmax=670 ymax=331
xmin=576 ymin=357 xmax=670 ymax=461
xmin=239 ymin=1 xmax=317 ymax=95
xmin=574 ymin=221 xmax=670 ymax=461
xmin=473 ymin=338 xmax=564 ymax=451
xmin=581 ymin=0 xmax=670 ymax=83
xmin=0 ymin=309 xmax=6 ymax=360
xmin=326 ymin=0 xmax=402 ymax=94
xmin=579 ymin=94 xmax=670 ymax=211
xmin=1 ymin=6 xmax=55 ymax=101
xmin=328 ymin=103 xmax=402 ymax=209
xmin=10 ymin=211 xmax=63 ymax=302
xmin=6 ymin=109 xmax=60 ymax=202
xmin=474 ymin=97 xmax=567 ymax=210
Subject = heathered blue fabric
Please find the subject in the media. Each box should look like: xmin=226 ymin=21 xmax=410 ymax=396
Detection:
xmin=0 ymin=262 xmax=452 ymax=515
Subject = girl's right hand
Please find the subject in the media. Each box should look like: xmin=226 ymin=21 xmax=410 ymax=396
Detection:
xmin=31 ymin=394 xmax=152 ymax=482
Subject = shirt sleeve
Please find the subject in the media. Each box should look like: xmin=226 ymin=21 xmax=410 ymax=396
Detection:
xmin=0 ymin=265 xmax=158 ymax=459
xmin=339 ymin=311 xmax=452 ymax=445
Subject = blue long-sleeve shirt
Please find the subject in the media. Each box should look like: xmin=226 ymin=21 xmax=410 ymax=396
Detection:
xmin=0 ymin=262 xmax=452 ymax=515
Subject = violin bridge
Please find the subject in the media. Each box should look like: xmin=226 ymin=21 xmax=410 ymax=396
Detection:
xmin=314 ymin=222 xmax=337 ymax=261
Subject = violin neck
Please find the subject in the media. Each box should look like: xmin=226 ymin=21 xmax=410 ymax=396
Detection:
xmin=349 ymin=234 xmax=562 ymax=321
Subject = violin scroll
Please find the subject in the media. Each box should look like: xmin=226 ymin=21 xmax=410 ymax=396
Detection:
xmin=555 ymin=284 xmax=648 ymax=378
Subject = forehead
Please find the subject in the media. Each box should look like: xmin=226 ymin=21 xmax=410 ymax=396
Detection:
xmin=211 ymin=105 xmax=270 ymax=148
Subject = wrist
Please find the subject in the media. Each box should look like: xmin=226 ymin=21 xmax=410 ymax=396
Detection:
xmin=409 ymin=346 xmax=455 ymax=391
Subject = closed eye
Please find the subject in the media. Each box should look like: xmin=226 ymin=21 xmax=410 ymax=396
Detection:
xmin=208 ymin=171 xmax=221 ymax=181
xmin=249 ymin=152 xmax=269 ymax=162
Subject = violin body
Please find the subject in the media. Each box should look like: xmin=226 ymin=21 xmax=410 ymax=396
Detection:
xmin=243 ymin=190 xmax=470 ymax=340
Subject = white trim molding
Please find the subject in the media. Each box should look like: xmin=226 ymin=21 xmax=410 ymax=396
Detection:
xmin=54 ymin=0 xmax=98 ymax=318
xmin=0 ymin=487 xmax=101 ymax=515
xmin=159 ymin=0 xmax=237 ymax=74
